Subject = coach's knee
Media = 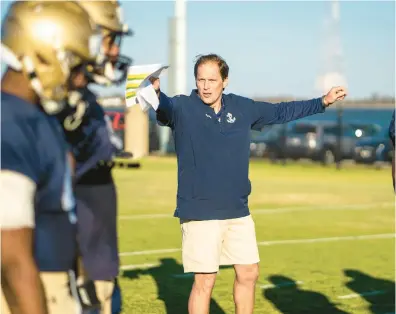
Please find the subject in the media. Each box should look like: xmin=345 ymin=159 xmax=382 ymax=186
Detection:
xmin=193 ymin=273 xmax=217 ymax=294
xmin=235 ymin=264 xmax=259 ymax=286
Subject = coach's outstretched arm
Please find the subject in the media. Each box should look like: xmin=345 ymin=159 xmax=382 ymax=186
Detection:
xmin=249 ymin=86 xmax=347 ymax=129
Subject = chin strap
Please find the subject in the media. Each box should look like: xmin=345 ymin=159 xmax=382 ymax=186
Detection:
xmin=0 ymin=44 xmax=22 ymax=71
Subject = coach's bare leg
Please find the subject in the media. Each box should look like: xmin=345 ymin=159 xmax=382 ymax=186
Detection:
xmin=189 ymin=273 xmax=217 ymax=314
xmin=233 ymin=264 xmax=259 ymax=314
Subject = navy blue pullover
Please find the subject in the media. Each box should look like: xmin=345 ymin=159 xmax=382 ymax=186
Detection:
xmin=156 ymin=90 xmax=325 ymax=220
xmin=59 ymin=88 xmax=121 ymax=180
xmin=1 ymin=92 xmax=77 ymax=271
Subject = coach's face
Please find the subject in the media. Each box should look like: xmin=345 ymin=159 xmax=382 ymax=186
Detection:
xmin=196 ymin=62 xmax=228 ymax=106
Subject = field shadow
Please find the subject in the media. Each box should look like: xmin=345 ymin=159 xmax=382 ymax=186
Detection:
xmin=344 ymin=269 xmax=395 ymax=314
xmin=263 ymin=275 xmax=350 ymax=314
xmin=122 ymin=258 xmax=227 ymax=314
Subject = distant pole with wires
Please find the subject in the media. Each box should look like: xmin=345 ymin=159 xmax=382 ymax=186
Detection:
xmin=161 ymin=0 xmax=186 ymax=154
xmin=336 ymin=101 xmax=343 ymax=169
xmin=316 ymin=0 xmax=346 ymax=169
xmin=174 ymin=0 xmax=186 ymax=96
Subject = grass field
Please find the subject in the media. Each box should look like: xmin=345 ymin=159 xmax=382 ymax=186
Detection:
xmin=114 ymin=157 xmax=395 ymax=314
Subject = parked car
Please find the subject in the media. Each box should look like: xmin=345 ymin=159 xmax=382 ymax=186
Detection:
xmin=249 ymin=126 xmax=279 ymax=158
xmin=266 ymin=120 xmax=381 ymax=165
xmin=353 ymin=130 xmax=393 ymax=165
xmin=249 ymin=124 xmax=290 ymax=161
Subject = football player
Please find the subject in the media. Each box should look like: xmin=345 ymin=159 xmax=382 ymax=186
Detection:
xmin=58 ymin=1 xmax=132 ymax=313
xmin=0 ymin=1 xmax=103 ymax=313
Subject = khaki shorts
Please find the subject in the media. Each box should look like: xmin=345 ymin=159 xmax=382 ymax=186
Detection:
xmin=180 ymin=215 xmax=260 ymax=273
xmin=1 ymin=272 xmax=80 ymax=314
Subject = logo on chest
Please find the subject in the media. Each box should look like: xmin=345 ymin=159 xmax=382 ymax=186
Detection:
xmin=226 ymin=112 xmax=236 ymax=123
xmin=204 ymin=112 xmax=237 ymax=123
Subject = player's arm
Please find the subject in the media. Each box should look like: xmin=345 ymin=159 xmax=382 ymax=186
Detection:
xmin=1 ymin=126 xmax=48 ymax=314
xmin=1 ymin=171 xmax=48 ymax=314
xmin=104 ymin=114 xmax=123 ymax=152
xmin=67 ymin=151 xmax=76 ymax=176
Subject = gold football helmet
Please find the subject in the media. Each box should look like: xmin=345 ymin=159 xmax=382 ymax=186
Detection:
xmin=1 ymin=1 xmax=102 ymax=114
xmin=74 ymin=0 xmax=133 ymax=86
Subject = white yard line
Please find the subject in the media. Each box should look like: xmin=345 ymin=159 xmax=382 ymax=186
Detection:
xmin=338 ymin=290 xmax=388 ymax=299
xmin=120 ymin=213 xmax=170 ymax=220
xmin=119 ymin=202 xmax=393 ymax=220
xmin=256 ymin=233 xmax=395 ymax=246
xmin=120 ymin=263 xmax=158 ymax=270
xmin=120 ymin=248 xmax=181 ymax=257
xmin=119 ymin=233 xmax=395 ymax=257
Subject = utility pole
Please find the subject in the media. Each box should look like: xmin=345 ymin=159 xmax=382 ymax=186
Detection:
xmin=316 ymin=0 xmax=346 ymax=169
xmin=160 ymin=0 xmax=187 ymax=154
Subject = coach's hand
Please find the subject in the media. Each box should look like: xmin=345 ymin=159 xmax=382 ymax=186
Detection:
xmin=149 ymin=77 xmax=161 ymax=98
xmin=322 ymin=86 xmax=347 ymax=107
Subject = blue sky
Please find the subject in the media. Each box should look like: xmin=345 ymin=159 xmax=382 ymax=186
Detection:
xmin=1 ymin=1 xmax=395 ymax=100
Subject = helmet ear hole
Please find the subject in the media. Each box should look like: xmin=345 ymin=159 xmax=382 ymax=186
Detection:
xmin=36 ymin=52 xmax=49 ymax=66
